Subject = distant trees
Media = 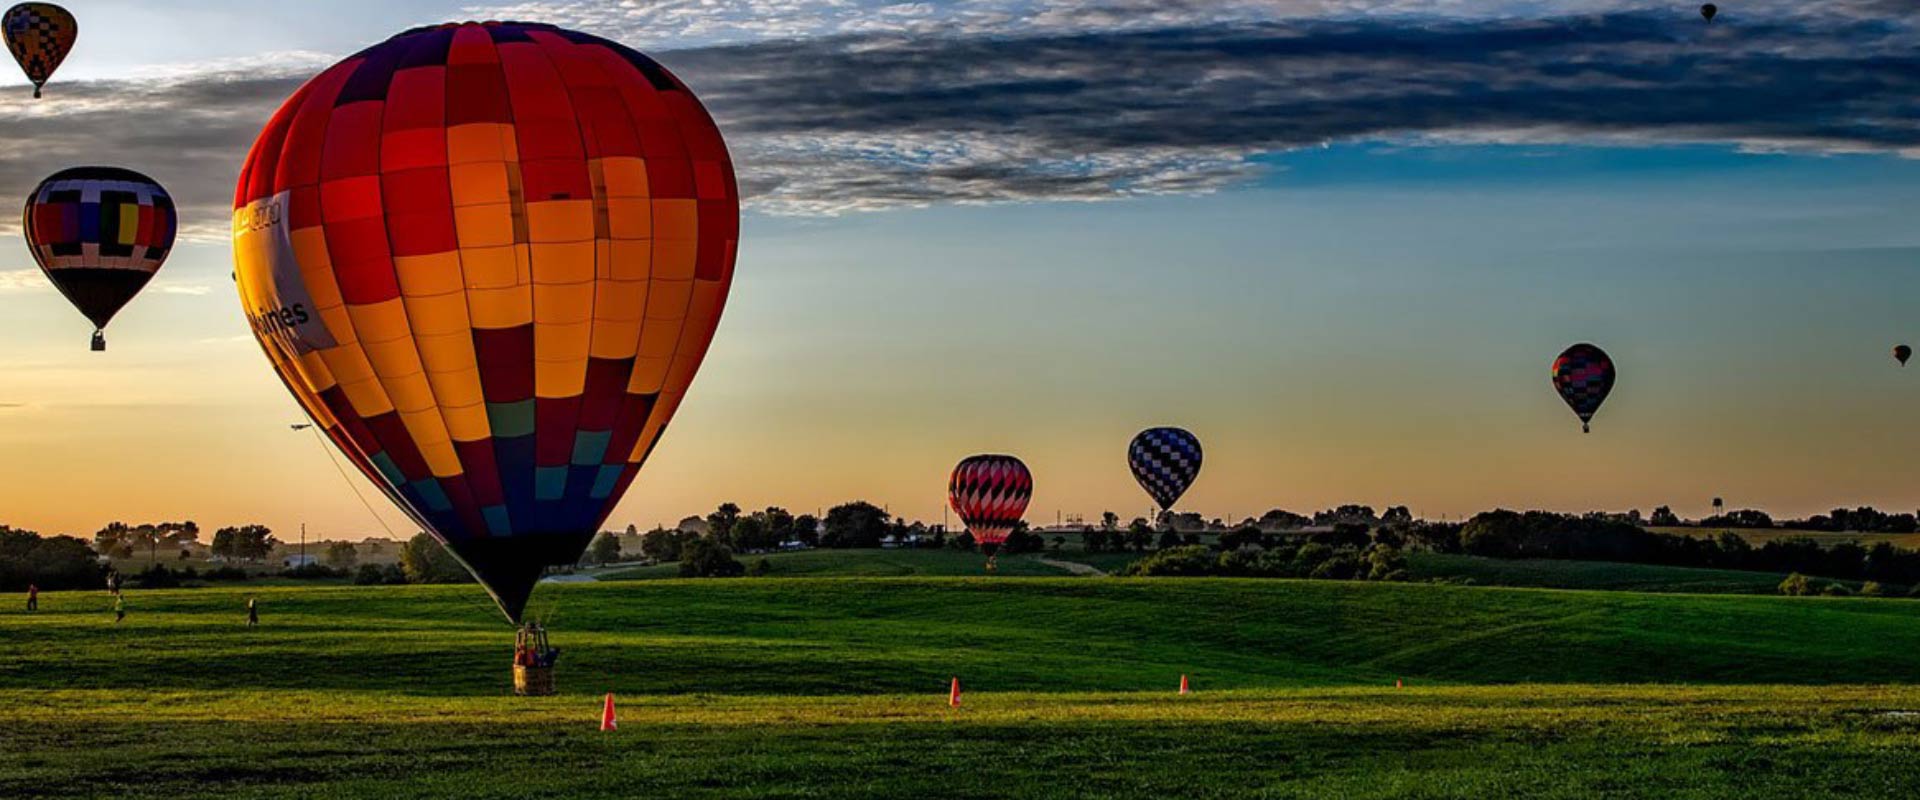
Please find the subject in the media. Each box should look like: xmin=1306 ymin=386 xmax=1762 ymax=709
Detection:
xmin=399 ymin=533 xmax=473 ymax=583
xmin=588 ymin=532 xmax=622 ymax=565
xmin=325 ymin=542 xmax=358 ymax=569
xmin=678 ymin=538 xmax=744 ymax=578
xmin=641 ymin=526 xmax=694 ymax=562
xmin=1649 ymin=506 xmax=1681 ymax=527
xmin=210 ymin=525 xmax=277 ymax=562
xmin=0 ymin=526 xmax=102 ymax=591
xmin=1313 ymin=505 xmax=1378 ymax=527
xmin=1793 ymin=507 xmax=1920 ymax=534
xmin=822 ymin=502 xmax=890 ymax=549
xmin=94 ymin=521 xmax=200 ymax=563
xmin=1121 ymin=541 xmax=1408 ymax=582
xmin=1698 ymin=509 xmax=1774 ymax=529
xmin=1258 ymin=509 xmax=1311 ymax=530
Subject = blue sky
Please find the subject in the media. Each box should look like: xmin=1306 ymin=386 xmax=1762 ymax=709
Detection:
xmin=1 ymin=1 xmax=1918 ymax=537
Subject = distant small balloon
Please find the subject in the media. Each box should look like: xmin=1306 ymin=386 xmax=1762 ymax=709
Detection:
xmin=1895 ymin=344 xmax=1911 ymax=366
xmin=1700 ymin=3 xmax=1717 ymax=22
xmin=1552 ymin=343 xmax=1616 ymax=434
xmin=2 ymin=3 xmax=75 ymax=98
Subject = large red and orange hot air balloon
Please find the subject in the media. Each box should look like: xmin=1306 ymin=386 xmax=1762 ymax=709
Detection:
xmin=948 ymin=454 xmax=1032 ymax=570
xmin=232 ymin=22 xmax=738 ymax=622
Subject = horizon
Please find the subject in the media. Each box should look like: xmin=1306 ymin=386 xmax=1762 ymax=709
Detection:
xmin=4 ymin=1 xmax=1920 ymax=539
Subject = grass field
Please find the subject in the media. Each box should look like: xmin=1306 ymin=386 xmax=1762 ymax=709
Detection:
xmin=597 ymin=547 xmax=1079 ymax=579
xmin=8 ymin=578 xmax=1920 ymax=798
xmin=1405 ymin=552 xmax=1847 ymax=594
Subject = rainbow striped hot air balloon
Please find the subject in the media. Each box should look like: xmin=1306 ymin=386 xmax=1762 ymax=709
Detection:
xmin=24 ymin=166 xmax=176 ymax=350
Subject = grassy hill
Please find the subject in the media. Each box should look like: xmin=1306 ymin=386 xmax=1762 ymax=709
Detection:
xmin=1405 ymin=552 xmax=1849 ymax=594
xmin=10 ymin=578 xmax=1920 ymax=798
xmin=597 ymin=547 xmax=1077 ymax=579
xmin=1652 ymin=526 xmax=1920 ymax=548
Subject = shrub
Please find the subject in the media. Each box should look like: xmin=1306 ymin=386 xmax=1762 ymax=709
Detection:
xmin=1778 ymin=572 xmax=1812 ymax=596
xmin=133 ymin=564 xmax=186 ymax=589
xmin=1118 ymin=546 xmax=1215 ymax=577
xmin=747 ymin=557 xmax=771 ymax=577
xmin=1821 ymin=583 xmax=1853 ymax=597
xmin=679 ymin=538 xmax=745 ymax=578
xmin=1860 ymin=581 xmax=1884 ymax=597
xmin=203 ymin=566 xmax=249 ymax=582
xmin=353 ymin=563 xmax=387 ymax=585
xmin=282 ymin=563 xmax=343 ymax=580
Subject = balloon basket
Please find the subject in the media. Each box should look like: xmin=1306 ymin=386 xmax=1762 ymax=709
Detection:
xmin=513 ymin=665 xmax=555 ymax=697
xmin=512 ymin=623 xmax=559 ymax=696
xmin=90 ymin=331 xmax=105 ymax=352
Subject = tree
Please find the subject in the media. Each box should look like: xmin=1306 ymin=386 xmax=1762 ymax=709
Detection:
xmin=325 ymin=542 xmax=358 ymax=569
xmin=791 ymin=514 xmax=820 ymax=547
xmin=399 ymin=533 xmax=472 ymax=583
xmin=1381 ymin=506 xmax=1413 ymax=524
xmin=706 ymin=502 xmax=742 ymax=545
xmin=1649 ymin=506 xmax=1681 ymax=526
xmin=211 ymin=525 xmax=277 ymax=562
xmin=1100 ymin=511 xmax=1119 ymax=531
xmin=1157 ymin=529 xmax=1183 ymax=550
xmin=1126 ymin=520 xmax=1154 ymax=553
xmin=640 ymin=526 xmax=689 ymax=562
xmin=678 ymin=538 xmax=744 ymax=578
xmin=1777 ymin=572 xmax=1812 ymax=597
xmin=0 ymin=526 xmax=103 ymax=591
xmin=729 ymin=515 xmax=773 ymax=553
xmin=822 ymin=502 xmax=890 ymax=549
xmin=588 ymin=532 xmax=622 ymax=565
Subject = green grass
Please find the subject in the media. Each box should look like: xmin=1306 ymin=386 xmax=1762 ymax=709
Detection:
xmin=10 ymin=578 xmax=1920 ymax=798
xmin=1407 ymin=552 xmax=1838 ymax=594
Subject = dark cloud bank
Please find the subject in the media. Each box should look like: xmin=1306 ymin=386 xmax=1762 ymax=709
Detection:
xmin=0 ymin=7 xmax=1912 ymax=232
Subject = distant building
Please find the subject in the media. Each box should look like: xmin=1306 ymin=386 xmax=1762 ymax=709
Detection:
xmin=283 ymin=554 xmax=317 ymax=568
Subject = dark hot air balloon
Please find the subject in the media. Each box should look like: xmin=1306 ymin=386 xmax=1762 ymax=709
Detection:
xmin=3 ymin=3 xmax=74 ymax=98
xmin=1895 ymin=345 xmax=1910 ymax=366
xmin=24 ymin=166 xmax=176 ymax=351
xmin=1129 ymin=427 xmax=1201 ymax=512
xmin=1700 ymin=3 xmax=1717 ymax=23
xmin=1552 ymin=343 xmax=1615 ymax=433
xmin=232 ymin=21 xmax=739 ymax=623
xmin=948 ymin=454 xmax=1031 ymax=569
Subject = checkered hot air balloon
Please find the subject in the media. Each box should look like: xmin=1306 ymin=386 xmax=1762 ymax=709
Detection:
xmin=3 ymin=3 xmax=74 ymax=98
xmin=231 ymin=21 xmax=738 ymax=623
xmin=1551 ymin=343 xmax=1615 ymax=433
xmin=1129 ymin=427 xmax=1201 ymax=512
xmin=23 ymin=166 xmax=176 ymax=351
xmin=948 ymin=454 xmax=1032 ymax=560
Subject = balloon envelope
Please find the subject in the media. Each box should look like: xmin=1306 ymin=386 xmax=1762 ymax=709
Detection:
xmin=948 ymin=455 xmax=1032 ymax=546
xmin=1128 ymin=427 xmax=1202 ymax=512
xmin=231 ymin=21 xmax=739 ymax=622
xmin=1700 ymin=3 xmax=1717 ymax=22
xmin=1551 ymin=343 xmax=1615 ymax=433
xmin=24 ymin=166 xmax=175 ymax=344
xmin=1896 ymin=345 xmax=1911 ymax=366
xmin=2 ymin=2 xmax=73 ymax=97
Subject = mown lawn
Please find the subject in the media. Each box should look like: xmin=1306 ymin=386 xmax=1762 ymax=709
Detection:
xmin=7 ymin=578 xmax=1920 ymax=798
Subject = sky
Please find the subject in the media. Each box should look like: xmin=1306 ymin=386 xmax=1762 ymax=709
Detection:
xmin=2 ymin=0 xmax=1919 ymax=539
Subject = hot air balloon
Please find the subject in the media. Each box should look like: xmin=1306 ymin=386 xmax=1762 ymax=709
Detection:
xmin=1129 ymin=427 xmax=1201 ymax=513
xmin=231 ymin=22 xmax=738 ymax=623
xmin=948 ymin=454 xmax=1031 ymax=570
xmin=1551 ymin=343 xmax=1615 ymax=433
xmin=1700 ymin=3 xmax=1717 ymax=23
xmin=3 ymin=3 xmax=74 ymax=98
xmin=1895 ymin=345 xmax=1910 ymax=366
xmin=24 ymin=166 xmax=176 ymax=351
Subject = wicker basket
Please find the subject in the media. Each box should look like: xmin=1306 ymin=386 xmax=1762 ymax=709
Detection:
xmin=513 ymin=664 xmax=555 ymax=696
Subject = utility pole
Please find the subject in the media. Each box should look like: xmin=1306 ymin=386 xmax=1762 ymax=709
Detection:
xmin=300 ymin=523 xmax=307 ymax=566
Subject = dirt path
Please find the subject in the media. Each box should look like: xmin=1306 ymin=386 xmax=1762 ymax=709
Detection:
xmin=1036 ymin=557 xmax=1108 ymax=577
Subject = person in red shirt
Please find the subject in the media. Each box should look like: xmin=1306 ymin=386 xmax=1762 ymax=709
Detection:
xmin=25 ymin=584 xmax=37 ymax=612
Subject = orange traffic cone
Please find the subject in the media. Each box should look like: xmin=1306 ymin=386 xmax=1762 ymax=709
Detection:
xmin=600 ymin=693 xmax=617 ymax=731
xmin=1179 ymin=674 xmax=1190 ymax=694
xmin=1395 ymin=679 xmax=1403 ymax=689
xmin=949 ymin=677 xmax=961 ymax=707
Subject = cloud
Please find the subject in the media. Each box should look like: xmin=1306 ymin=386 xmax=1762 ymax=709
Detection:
xmin=154 ymin=284 xmax=214 ymax=296
xmin=0 ymin=2 xmax=1912 ymax=221
xmin=0 ymin=269 xmax=48 ymax=292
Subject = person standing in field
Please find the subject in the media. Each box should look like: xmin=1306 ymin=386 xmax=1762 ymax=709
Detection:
xmin=113 ymin=594 xmax=125 ymax=624
xmin=25 ymin=584 xmax=37 ymax=612
xmin=246 ymin=597 xmax=258 ymax=627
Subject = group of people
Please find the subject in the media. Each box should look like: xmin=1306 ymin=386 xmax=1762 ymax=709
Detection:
xmin=20 ymin=576 xmax=260 ymax=627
